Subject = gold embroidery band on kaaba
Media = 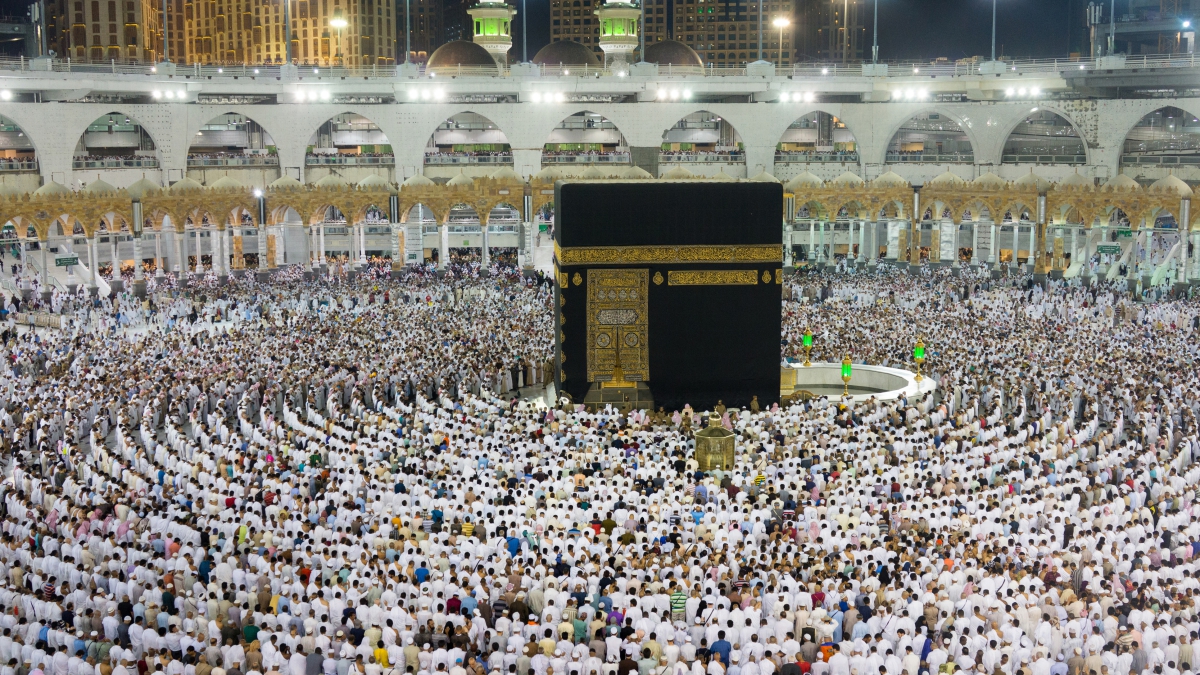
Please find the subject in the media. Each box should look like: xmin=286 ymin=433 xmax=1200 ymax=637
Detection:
xmin=668 ymin=270 xmax=761 ymax=286
xmin=555 ymin=243 xmax=782 ymax=266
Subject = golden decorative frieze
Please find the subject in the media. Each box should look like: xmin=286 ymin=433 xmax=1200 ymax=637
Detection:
xmin=556 ymin=243 xmax=781 ymax=266
xmin=667 ymin=270 xmax=760 ymax=286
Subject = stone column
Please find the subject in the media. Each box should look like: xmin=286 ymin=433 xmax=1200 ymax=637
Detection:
xmin=319 ymin=224 xmax=327 ymax=268
xmin=153 ymin=232 xmax=162 ymax=278
xmin=132 ymin=235 xmax=145 ymax=298
xmin=1028 ymin=219 xmax=1037 ymax=274
xmin=481 ymin=221 xmax=491 ymax=273
xmin=257 ymin=225 xmax=269 ymax=281
xmin=85 ymin=235 xmax=98 ymax=296
xmin=1082 ymin=227 xmax=1093 ymax=283
xmin=438 ymin=223 xmax=449 ymax=272
xmin=173 ymin=229 xmax=185 ymax=280
xmin=1191 ymin=230 xmax=1200 ymax=283
xmin=109 ymin=231 xmax=122 ymax=292
xmin=1178 ymin=198 xmax=1191 ymax=289
xmin=216 ymin=226 xmax=228 ymax=285
xmin=390 ymin=224 xmax=401 ymax=271
xmin=971 ymin=221 xmax=980 ymax=267
xmin=858 ymin=219 xmax=867 ymax=264
xmin=39 ymin=242 xmax=49 ymax=302
xmin=1140 ymin=223 xmax=1152 ymax=290
xmin=808 ymin=220 xmax=816 ymax=264
xmin=817 ymin=222 xmax=826 ymax=266
xmin=952 ymin=222 xmax=961 ymax=270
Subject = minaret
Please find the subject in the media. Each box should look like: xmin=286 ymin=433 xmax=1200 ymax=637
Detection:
xmin=468 ymin=1 xmax=518 ymax=66
xmin=594 ymin=0 xmax=640 ymax=67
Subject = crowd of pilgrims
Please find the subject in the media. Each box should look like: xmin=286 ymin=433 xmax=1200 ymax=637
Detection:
xmin=2 ymin=259 xmax=1200 ymax=675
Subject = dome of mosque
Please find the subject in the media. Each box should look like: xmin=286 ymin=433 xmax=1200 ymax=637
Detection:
xmin=785 ymin=172 xmax=823 ymax=190
xmin=927 ymin=171 xmax=966 ymax=187
xmin=270 ymin=175 xmax=303 ymax=189
xmin=1057 ymin=172 xmax=1093 ymax=189
xmin=872 ymin=171 xmax=908 ymax=187
xmin=1012 ymin=171 xmax=1051 ymax=192
xmin=708 ymin=169 xmax=736 ymax=181
xmin=126 ymin=177 xmax=162 ymax=200
xmin=33 ymin=180 xmax=70 ymax=196
xmin=533 ymin=40 xmax=601 ymax=67
xmin=209 ymin=175 xmax=243 ymax=189
xmin=622 ymin=166 xmax=653 ymax=179
xmin=426 ymin=41 xmax=499 ymax=73
xmin=447 ymin=172 xmax=476 ymax=186
xmin=489 ymin=167 xmax=523 ymax=182
xmin=170 ymin=177 xmax=204 ymax=193
xmin=357 ymin=174 xmax=392 ymax=189
xmin=580 ymin=165 xmax=608 ymax=179
xmin=643 ymin=40 xmax=704 ymax=68
xmin=1150 ymin=174 xmax=1193 ymax=197
xmin=83 ymin=178 xmax=116 ymax=194
xmin=402 ymin=174 xmax=436 ymax=187
xmin=314 ymin=174 xmax=347 ymax=188
xmin=662 ymin=166 xmax=695 ymax=179
xmin=748 ymin=170 xmax=779 ymax=183
xmin=1102 ymin=174 xmax=1142 ymax=191
xmin=973 ymin=172 xmax=1008 ymax=188
xmin=829 ymin=171 xmax=864 ymax=186
xmin=532 ymin=167 xmax=562 ymax=182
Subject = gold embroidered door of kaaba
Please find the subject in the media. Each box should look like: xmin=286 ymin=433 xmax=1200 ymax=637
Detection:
xmin=587 ymin=268 xmax=649 ymax=382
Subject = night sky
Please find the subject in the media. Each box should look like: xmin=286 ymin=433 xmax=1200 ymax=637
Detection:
xmin=0 ymin=0 xmax=1086 ymax=61
xmin=516 ymin=0 xmax=1083 ymax=64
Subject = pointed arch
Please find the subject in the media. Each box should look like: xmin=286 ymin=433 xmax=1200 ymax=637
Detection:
xmin=426 ymin=111 xmax=512 ymax=167
xmin=542 ymin=111 xmax=630 ymax=165
xmin=1119 ymin=106 xmax=1200 ymax=174
xmin=776 ymin=110 xmax=859 ymax=164
xmin=1000 ymin=110 xmax=1087 ymax=165
xmin=661 ymin=110 xmax=744 ymax=159
xmin=188 ymin=112 xmax=279 ymax=167
xmin=306 ymin=112 xmax=395 ymax=170
xmin=74 ymin=111 xmax=160 ymax=169
xmin=0 ymin=114 xmax=38 ymax=173
xmin=883 ymin=109 xmax=975 ymax=165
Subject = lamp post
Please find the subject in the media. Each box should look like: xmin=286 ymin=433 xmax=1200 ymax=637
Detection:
xmin=913 ymin=338 xmax=925 ymax=382
xmin=773 ymin=17 xmax=789 ymax=67
xmin=841 ymin=355 xmax=852 ymax=397
xmin=991 ymin=0 xmax=997 ymax=62
xmin=872 ymin=0 xmax=878 ymax=63
xmin=330 ymin=10 xmax=347 ymax=66
xmin=801 ymin=328 xmax=813 ymax=367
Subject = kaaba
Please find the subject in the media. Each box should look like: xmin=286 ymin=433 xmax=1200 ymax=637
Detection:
xmin=554 ymin=180 xmax=783 ymax=412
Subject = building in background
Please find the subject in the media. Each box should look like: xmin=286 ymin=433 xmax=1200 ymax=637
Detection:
xmin=441 ymin=0 xmax=473 ymax=43
xmin=47 ymin=0 xmax=160 ymax=61
xmin=1088 ymin=0 xmax=1194 ymax=56
xmin=549 ymin=0 xmax=603 ymax=59
xmin=796 ymin=0 xmax=863 ymax=63
xmin=396 ymin=0 xmax=444 ymax=62
xmin=46 ymin=0 xmax=393 ymax=64
xmin=672 ymin=0 xmax=793 ymax=67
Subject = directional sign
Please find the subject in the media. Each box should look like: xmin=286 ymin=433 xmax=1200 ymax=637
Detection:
xmin=1096 ymin=245 xmax=1121 ymax=255
xmin=54 ymin=255 xmax=79 ymax=267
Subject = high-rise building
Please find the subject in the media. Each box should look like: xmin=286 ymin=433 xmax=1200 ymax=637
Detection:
xmin=48 ymin=0 xmax=393 ymax=64
xmin=1089 ymin=0 xmax=1195 ymax=56
xmin=442 ymin=0 xmax=473 ymax=43
xmin=549 ymin=0 xmax=603 ymax=58
xmin=667 ymin=0 xmax=793 ymax=67
xmin=396 ymin=0 xmax=444 ymax=63
xmin=47 ymin=0 xmax=161 ymax=62
xmin=796 ymin=0 xmax=864 ymax=63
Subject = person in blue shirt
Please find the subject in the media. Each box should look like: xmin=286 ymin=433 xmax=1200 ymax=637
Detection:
xmin=414 ymin=563 xmax=430 ymax=584
xmin=710 ymin=631 xmax=732 ymax=666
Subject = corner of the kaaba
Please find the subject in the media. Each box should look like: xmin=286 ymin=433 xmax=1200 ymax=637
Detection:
xmin=553 ymin=179 xmax=784 ymax=412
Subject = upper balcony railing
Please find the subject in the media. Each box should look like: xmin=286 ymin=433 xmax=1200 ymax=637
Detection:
xmin=541 ymin=152 xmax=631 ymax=164
xmin=775 ymin=152 xmax=860 ymax=163
xmin=72 ymin=157 xmax=159 ymax=169
xmin=187 ymin=155 xmax=279 ymax=167
xmin=305 ymin=154 xmax=395 ymax=166
xmin=424 ymin=153 xmax=513 ymax=165
xmin=0 ymin=52 xmax=1197 ymax=81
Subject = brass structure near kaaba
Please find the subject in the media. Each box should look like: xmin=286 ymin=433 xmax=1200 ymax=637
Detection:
xmin=695 ymin=414 xmax=736 ymax=471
